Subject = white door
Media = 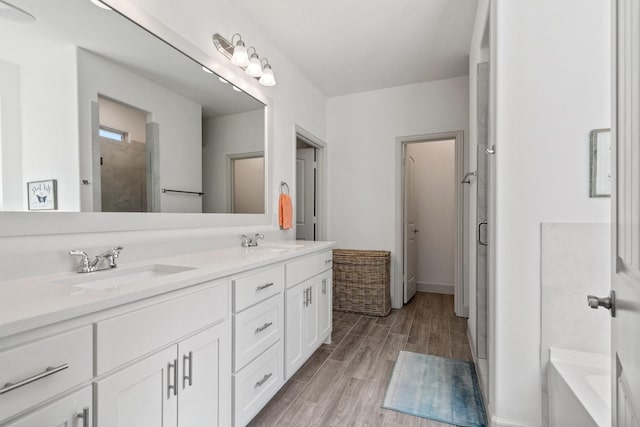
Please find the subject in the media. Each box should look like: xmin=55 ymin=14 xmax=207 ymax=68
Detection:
xmin=178 ymin=323 xmax=230 ymax=427
xmin=96 ymin=346 xmax=178 ymax=427
xmin=304 ymin=279 xmax=320 ymax=354
xmin=285 ymin=283 xmax=306 ymax=379
xmin=612 ymin=0 xmax=640 ymax=424
xmin=318 ymin=271 xmax=332 ymax=339
xmin=6 ymin=387 xmax=92 ymax=427
xmin=403 ymin=153 xmax=417 ymax=303
xmin=296 ymin=147 xmax=316 ymax=240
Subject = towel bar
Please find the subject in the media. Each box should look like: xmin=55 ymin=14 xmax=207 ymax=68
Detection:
xmin=162 ymin=188 xmax=204 ymax=196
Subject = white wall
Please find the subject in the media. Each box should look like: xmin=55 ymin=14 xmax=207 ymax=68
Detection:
xmin=0 ymin=59 xmax=22 ymax=211
xmin=21 ymin=46 xmax=79 ymax=212
xmin=489 ymin=0 xmax=611 ymax=425
xmin=327 ymin=76 xmax=469 ymax=308
xmin=202 ymin=109 xmax=264 ymax=213
xmin=540 ymin=222 xmax=610 ymax=426
xmin=406 ymin=140 xmax=456 ymax=290
xmin=0 ymin=0 xmax=326 ymax=279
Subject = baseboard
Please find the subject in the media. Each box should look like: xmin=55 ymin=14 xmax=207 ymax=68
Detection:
xmin=491 ymin=416 xmax=535 ymax=427
xmin=416 ymin=281 xmax=454 ymax=294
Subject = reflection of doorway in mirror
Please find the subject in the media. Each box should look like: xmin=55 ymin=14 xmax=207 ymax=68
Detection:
xmin=96 ymin=96 xmax=150 ymax=212
xmin=230 ymin=155 xmax=264 ymax=213
xmin=296 ymin=140 xmax=316 ymax=241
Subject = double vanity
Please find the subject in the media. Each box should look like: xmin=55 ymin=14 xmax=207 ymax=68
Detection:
xmin=0 ymin=240 xmax=334 ymax=426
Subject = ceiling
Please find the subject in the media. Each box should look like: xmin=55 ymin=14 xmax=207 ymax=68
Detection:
xmin=230 ymin=0 xmax=479 ymax=97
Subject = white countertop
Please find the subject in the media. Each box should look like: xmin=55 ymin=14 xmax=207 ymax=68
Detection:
xmin=0 ymin=240 xmax=334 ymax=339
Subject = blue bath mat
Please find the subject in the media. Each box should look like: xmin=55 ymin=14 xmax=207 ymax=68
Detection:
xmin=383 ymin=351 xmax=487 ymax=427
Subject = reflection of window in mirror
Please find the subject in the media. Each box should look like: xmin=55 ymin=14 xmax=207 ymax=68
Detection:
xmin=231 ymin=155 xmax=264 ymax=214
xmin=96 ymin=97 xmax=150 ymax=212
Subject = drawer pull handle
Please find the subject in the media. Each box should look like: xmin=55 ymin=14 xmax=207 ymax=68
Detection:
xmin=257 ymin=282 xmax=275 ymax=291
xmin=324 ymin=259 xmax=332 ymax=264
xmin=0 ymin=363 xmax=69 ymax=395
xmin=77 ymin=407 xmax=90 ymax=427
xmin=322 ymin=278 xmax=327 ymax=295
xmin=255 ymin=372 xmax=272 ymax=388
xmin=183 ymin=351 xmax=193 ymax=388
xmin=255 ymin=322 xmax=273 ymax=334
xmin=168 ymin=359 xmax=178 ymax=398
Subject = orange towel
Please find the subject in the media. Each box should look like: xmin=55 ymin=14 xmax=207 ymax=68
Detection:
xmin=279 ymin=193 xmax=293 ymax=230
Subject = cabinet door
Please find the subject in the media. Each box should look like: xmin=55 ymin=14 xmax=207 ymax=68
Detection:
xmin=178 ymin=322 xmax=230 ymax=427
xmin=96 ymin=346 xmax=178 ymax=427
xmin=285 ymin=282 xmax=306 ymax=379
xmin=317 ymin=271 xmax=332 ymax=340
xmin=5 ymin=386 xmax=92 ymax=427
xmin=304 ymin=280 xmax=320 ymax=355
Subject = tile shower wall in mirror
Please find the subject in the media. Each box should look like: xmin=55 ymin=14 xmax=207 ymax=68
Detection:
xmin=0 ymin=0 xmax=266 ymax=214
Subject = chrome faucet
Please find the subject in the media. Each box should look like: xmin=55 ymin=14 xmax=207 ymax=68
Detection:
xmin=69 ymin=246 xmax=123 ymax=273
xmin=240 ymin=233 xmax=264 ymax=247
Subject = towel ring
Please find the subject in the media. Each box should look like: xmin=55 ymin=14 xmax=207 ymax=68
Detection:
xmin=280 ymin=181 xmax=290 ymax=194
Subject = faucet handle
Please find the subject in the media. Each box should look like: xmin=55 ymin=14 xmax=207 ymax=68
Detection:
xmin=69 ymin=250 xmax=91 ymax=272
xmin=111 ymin=246 xmax=123 ymax=258
xmin=254 ymin=233 xmax=264 ymax=241
xmin=69 ymin=250 xmax=89 ymax=258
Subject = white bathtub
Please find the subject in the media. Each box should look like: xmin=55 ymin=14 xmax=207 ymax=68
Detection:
xmin=548 ymin=347 xmax=611 ymax=427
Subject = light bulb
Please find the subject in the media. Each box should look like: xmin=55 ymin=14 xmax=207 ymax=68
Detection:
xmin=231 ymin=41 xmax=249 ymax=67
xmin=245 ymin=53 xmax=262 ymax=78
xmin=259 ymin=64 xmax=276 ymax=86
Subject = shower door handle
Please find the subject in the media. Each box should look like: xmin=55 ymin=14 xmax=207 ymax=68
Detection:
xmin=477 ymin=222 xmax=488 ymax=246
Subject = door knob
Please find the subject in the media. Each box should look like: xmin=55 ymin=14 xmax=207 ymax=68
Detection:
xmin=413 ymin=229 xmax=419 ymax=233
xmin=587 ymin=290 xmax=616 ymax=317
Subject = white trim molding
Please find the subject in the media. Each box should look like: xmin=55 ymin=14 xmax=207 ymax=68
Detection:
xmin=416 ymin=281 xmax=454 ymax=295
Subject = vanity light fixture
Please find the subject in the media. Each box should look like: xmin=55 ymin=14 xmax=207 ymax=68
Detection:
xmin=212 ymin=33 xmax=276 ymax=86
xmin=245 ymin=47 xmax=262 ymax=78
xmin=201 ymin=66 xmax=213 ymax=74
xmin=259 ymin=59 xmax=276 ymax=87
xmin=232 ymin=85 xmax=242 ymax=92
xmin=218 ymin=76 xmax=228 ymax=84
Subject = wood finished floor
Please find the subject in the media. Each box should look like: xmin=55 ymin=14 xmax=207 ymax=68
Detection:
xmin=248 ymin=292 xmax=473 ymax=427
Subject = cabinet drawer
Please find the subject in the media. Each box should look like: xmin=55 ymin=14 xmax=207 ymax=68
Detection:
xmin=233 ymin=264 xmax=284 ymax=312
xmin=285 ymin=250 xmax=332 ymax=288
xmin=233 ymin=295 xmax=283 ymax=371
xmin=95 ymin=281 xmax=227 ymax=375
xmin=233 ymin=342 xmax=283 ymax=426
xmin=0 ymin=326 xmax=92 ymax=422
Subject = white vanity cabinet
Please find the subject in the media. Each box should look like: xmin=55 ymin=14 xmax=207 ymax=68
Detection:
xmin=231 ymin=265 xmax=285 ymax=426
xmin=4 ymin=387 xmax=92 ymax=427
xmin=284 ymin=251 xmax=333 ymax=379
xmin=0 ymin=242 xmax=334 ymax=427
xmin=0 ymin=326 xmax=93 ymax=423
xmin=95 ymin=280 xmax=231 ymax=427
xmin=96 ymin=321 xmax=230 ymax=427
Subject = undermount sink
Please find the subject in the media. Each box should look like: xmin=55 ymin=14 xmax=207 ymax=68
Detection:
xmin=261 ymin=243 xmax=304 ymax=249
xmin=56 ymin=264 xmax=194 ymax=290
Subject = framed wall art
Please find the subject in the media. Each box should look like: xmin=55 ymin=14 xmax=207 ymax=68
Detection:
xmin=27 ymin=179 xmax=58 ymax=210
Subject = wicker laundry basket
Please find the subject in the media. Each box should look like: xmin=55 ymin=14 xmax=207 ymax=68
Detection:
xmin=332 ymin=249 xmax=391 ymax=317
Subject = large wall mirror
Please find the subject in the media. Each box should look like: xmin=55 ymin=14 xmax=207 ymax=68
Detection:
xmin=0 ymin=0 xmax=267 ymax=217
